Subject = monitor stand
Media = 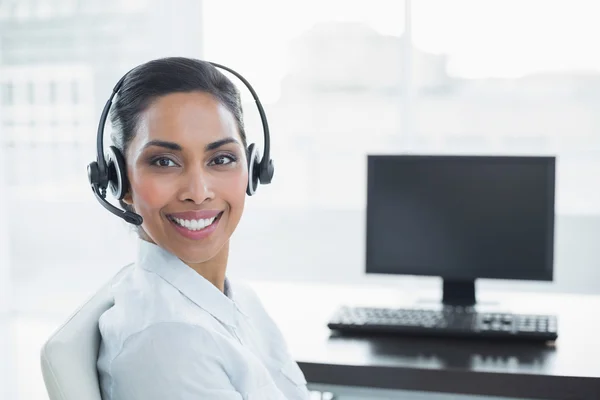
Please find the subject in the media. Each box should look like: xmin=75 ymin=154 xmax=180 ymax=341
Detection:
xmin=443 ymin=279 xmax=476 ymax=307
xmin=416 ymin=278 xmax=500 ymax=311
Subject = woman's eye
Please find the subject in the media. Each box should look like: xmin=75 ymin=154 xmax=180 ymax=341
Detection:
xmin=152 ymin=157 xmax=177 ymax=168
xmin=210 ymin=155 xmax=237 ymax=166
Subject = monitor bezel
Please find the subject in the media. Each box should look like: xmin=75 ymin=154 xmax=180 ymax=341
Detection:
xmin=365 ymin=154 xmax=556 ymax=282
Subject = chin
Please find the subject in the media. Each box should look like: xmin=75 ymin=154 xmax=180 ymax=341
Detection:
xmin=171 ymin=240 xmax=227 ymax=264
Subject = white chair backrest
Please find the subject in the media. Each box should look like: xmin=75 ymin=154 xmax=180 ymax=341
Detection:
xmin=40 ymin=264 xmax=132 ymax=400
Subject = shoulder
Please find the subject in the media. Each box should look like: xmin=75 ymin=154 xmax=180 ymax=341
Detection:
xmin=114 ymin=320 xmax=234 ymax=358
xmin=229 ymin=280 xmax=274 ymax=322
xmin=97 ymin=264 xmax=212 ymax=355
xmin=232 ymin=280 xmax=283 ymax=318
xmin=99 ymin=321 xmax=272 ymax=399
xmin=98 ymin=317 xmax=248 ymax=385
xmin=229 ymin=280 xmax=291 ymax=352
xmin=229 ymin=280 xmax=262 ymax=307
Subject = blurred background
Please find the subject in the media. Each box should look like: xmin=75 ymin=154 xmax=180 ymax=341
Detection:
xmin=1 ymin=0 xmax=600 ymax=399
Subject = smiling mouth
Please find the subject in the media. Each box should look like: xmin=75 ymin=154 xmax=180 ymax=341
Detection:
xmin=167 ymin=212 xmax=223 ymax=231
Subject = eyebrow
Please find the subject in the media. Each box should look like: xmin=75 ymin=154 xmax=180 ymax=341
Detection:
xmin=205 ymin=137 xmax=240 ymax=151
xmin=143 ymin=138 xmax=240 ymax=152
xmin=143 ymin=140 xmax=182 ymax=152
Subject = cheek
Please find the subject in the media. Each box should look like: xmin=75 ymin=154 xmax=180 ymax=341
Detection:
xmin=230 ymin=170 xmax=248 ymax=205
xmin=130 ymin=168 xmax=173 ymax=212
xmin=221 ymin=167 xmax=248 ymax=210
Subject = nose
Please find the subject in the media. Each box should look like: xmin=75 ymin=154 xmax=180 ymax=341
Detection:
xmin=178 ymin=164 xmax=215 ymax=204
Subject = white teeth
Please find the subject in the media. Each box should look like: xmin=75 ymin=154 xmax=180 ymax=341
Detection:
xmin=172 ymin=216 xmax=217 ymax=231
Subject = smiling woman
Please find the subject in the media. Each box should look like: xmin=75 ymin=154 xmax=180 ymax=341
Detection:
xmin=93 ymin=58 xmax=310 ymax=400
xmin=122 ymin=90 xmax=248 ymax=277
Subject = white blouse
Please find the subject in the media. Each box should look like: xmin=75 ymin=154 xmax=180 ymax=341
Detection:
xmin=97 ymin=239 xmax=310 ymax=400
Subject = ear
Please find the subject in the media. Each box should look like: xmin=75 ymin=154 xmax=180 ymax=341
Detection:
xmin=122 ymin=191 xmax=133 ymax=205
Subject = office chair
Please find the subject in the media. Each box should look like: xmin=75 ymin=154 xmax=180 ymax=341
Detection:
xmin=40 ymin=264 xmax=132 ymax=400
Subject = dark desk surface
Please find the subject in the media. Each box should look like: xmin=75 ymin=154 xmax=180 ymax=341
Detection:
xmin=248 ymin=281 xmax=600 ymax=400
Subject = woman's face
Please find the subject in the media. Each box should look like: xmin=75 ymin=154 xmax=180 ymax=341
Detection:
xmin=122 ymin=91 xmax=248 ymax=264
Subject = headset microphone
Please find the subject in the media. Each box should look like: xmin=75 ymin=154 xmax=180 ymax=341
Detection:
xmin=90 ymin=183 xmax=143 ymax=226
xmin=87 ymin=60 xmax=274 ymax=226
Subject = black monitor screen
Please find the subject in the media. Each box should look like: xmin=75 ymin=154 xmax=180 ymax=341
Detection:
xmin=366 ymin=155 xmax=555 ymax=281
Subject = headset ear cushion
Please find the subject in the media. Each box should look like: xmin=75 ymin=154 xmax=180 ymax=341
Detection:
xmin=246 ymin=143 xmax=260 ymax=196
xmin=106 ymin=146 xmax=129 ymax=200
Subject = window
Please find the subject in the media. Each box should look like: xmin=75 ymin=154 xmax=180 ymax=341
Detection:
xmin=203 ymin=0 xmax=600 ymax=214
xmin=203 ymin=0 xmax=406 ymax=209
xmin=26 ymin=82 xmax=35 ymax=104
xmin=49 ymin=81 xmax=57 ymax=104
xmin=411 ymin=0 xmax=600 ymax=214
xmin=1 ymin=83 xmax=13 ymax=105
xmin=14 ymin=0 xmax=31 ymax=20
xmin=71 ymin=81 xmax=79 ymax=103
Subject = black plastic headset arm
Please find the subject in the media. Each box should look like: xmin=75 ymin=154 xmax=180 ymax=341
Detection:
xmin=96 ymin=75 xmax=128 ymax=183
xmin=208 ymin=62 xmax=273 ymax=183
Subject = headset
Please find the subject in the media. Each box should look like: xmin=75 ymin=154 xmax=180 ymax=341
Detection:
xmin=87 ymin=61 xmax=275 ymax=226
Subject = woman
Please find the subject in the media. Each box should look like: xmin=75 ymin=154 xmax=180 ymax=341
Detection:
xmin=96 ymin=57 xmax=310 ymax=399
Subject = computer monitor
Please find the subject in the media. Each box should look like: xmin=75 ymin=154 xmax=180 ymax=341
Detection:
xmin=366 ymin=155 xmax=555 ymax=306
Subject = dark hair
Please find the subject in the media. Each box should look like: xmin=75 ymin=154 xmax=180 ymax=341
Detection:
xmin=109 ymin=57 xmax=247 ymax=215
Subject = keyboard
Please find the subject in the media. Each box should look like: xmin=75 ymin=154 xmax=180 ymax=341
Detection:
xmin=327 ymin=306 xmax=558 ymax=342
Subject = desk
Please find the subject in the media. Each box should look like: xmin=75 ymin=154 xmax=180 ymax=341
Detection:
xmin=248 ymin=281 xmax=600 ymax=400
